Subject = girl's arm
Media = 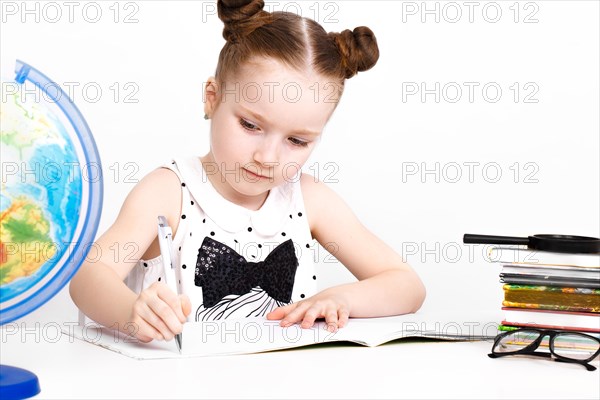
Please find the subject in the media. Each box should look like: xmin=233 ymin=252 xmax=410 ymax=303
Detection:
xmin=69 ymin=167 xmax=190 ymax=341
xmin=267 ymin=174 xmax=426 ymax=329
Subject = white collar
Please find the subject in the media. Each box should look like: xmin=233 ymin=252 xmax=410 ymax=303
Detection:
xmin=174 ymin=157 xmax=296 ymax=237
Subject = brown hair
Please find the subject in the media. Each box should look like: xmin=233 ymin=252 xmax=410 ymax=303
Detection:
xmin=215 ymin=0 xmax=379 ymax=97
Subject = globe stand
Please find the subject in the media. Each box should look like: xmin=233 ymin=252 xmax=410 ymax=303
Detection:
xmin=0 ymin=61 xmax=103 ymax=399
xmin=0 ymin=366 xmax=40 ymax=400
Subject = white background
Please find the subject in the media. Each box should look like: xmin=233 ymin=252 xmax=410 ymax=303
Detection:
xmin=1 ymin=1 xmax=598 ymax=327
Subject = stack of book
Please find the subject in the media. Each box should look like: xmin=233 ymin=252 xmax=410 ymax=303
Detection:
xmin=488 ymin=246 xmax=600 ymax=336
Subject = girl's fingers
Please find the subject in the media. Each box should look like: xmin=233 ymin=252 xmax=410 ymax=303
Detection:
xmin=156 ymin=284 xmax=186 ymax=324
xmin=270 ymin=296 xmax=351 ymax=330
xmin=266 ymin=303 xmax=296 ymax=320
xmin=131 ymin=284 xmax=188 ymax=342
xmin=136 ymin=322 xmax=161 ymax=342
xmin=285 ymin=302 xmax=349 ymax=331
xmin=280 ymin=302 xmax=312 ymax=327
xmin=136 ymin=334 xmax=154 ymax=343
xmin=143 ymin=300 xmax=177 ymax=340
xmin=131 ymin=301 xmax=163 ymax=341
xmin=134 ymin=309 xmax=165 ymax=341
xmin=124 ymin=315 xmax=155 ymax=343
xmin=179 ymin=294 xmax=192 ymax=319
xmin=337 ymin=308 xmax=350 ymax=328
xmin=324 ymin=309 xmax=339 ymax=332
xmin=300 ymin=306 xmax=323 ymax=329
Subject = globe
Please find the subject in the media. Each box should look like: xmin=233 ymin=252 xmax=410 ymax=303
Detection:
xmin=0 ymin=60 xmax=103 ymax=399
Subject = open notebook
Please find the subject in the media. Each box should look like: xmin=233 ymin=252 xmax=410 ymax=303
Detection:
xmin=63 ymin=310 xmax=501 ymax=360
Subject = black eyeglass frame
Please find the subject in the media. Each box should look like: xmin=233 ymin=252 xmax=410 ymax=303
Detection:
xmin=488 ymin=328 xmax=600 ymax=371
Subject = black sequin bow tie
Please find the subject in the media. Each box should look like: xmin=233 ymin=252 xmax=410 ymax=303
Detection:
xmin=194 ymin=237 xmax=299 ymax=308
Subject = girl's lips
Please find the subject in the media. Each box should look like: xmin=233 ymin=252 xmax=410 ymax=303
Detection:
xmin=243 ymin=168 xmax=271 ymax=180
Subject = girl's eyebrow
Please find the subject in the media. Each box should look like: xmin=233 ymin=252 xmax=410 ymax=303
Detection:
xmin=240 ymin=106 xmax=267 ymax=124
xmin=239 ymin=106 xmax=319 ymax=137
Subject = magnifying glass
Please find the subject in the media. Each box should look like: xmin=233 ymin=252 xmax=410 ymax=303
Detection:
xmin=463 ymin=234 xmax=600 ymax=254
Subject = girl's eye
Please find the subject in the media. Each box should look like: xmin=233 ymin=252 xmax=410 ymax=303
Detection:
xmin=289 ymin=137 xmax=309 ymax=147
xmin=239 ymin=118 xmax=259 ymax=131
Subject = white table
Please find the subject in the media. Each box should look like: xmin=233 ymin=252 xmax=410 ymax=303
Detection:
xmin=2 ymin=324 xmax=598 ymax=399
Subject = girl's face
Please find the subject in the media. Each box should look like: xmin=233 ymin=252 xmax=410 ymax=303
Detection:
xmin=203 ymin=58 xmax=339 ymax=208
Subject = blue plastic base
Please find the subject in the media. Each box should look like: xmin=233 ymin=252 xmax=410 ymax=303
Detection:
xmin=0 ymin=365 xmax=41 ymax=400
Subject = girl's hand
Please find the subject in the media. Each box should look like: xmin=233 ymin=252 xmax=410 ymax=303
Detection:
xmin=128 ymin=282 xmax=191 ymax=342
xmin=266 ymin=290 xmax=351 ymax=332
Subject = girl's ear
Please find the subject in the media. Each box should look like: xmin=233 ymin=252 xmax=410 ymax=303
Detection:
xmin=203 ymin=77 xmax=219 ymax=118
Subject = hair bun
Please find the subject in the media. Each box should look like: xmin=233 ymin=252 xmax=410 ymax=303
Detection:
xmin=330 ymin=27 xmax=379 ymax=79
xmin=218 ymin=0 xmax=273 ymax=43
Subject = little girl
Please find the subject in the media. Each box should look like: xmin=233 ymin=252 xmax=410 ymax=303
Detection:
xmin=70 ymin=0 xmax=426 ymax=343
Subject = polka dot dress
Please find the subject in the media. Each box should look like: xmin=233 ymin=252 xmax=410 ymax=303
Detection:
xmin=125 ymin=157 xmax=317 ymax=321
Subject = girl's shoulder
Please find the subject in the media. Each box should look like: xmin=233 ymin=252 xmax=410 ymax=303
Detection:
xmin=299 ymin=172 xmax=345 ymax=233
xmin=134 ymin=165 xmax=182 ymax=209
xmin=298 ymin=171 xmax=343 ymax=203
xmin=298 ymin=172 xmax=322 ymax=199
xmin=119 ymin=164 xmax=183 ymax=238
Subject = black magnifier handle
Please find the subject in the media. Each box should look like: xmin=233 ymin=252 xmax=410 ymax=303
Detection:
xmin=463 ymin=234 xmax=530 ymax=246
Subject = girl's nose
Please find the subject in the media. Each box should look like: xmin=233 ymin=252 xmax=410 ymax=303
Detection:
xmin=253 ymin=137 xmax=279 ymax=166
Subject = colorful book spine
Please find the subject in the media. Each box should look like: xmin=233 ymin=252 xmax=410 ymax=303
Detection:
xmin=490 ymin=247 xmax=600 ymax=335
xmin=502 ymin=284 xmax=600 ymax=313
xmin=498 ymin=324 xmax=600 ymax=340
xmin=501 ymin=307 xmax=600 ymax=333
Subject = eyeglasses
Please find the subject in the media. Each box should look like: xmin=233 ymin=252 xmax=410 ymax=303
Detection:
xmin=489 ymin=328 xmax=600 ymax=371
